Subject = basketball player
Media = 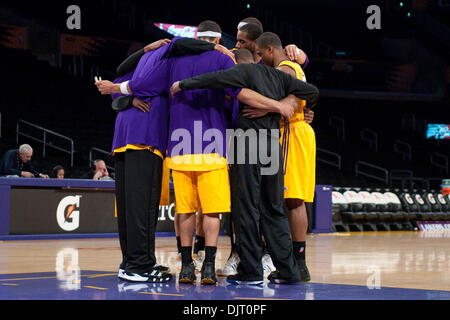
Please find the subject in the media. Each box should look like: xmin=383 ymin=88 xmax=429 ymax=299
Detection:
xmin=170 ymin=50 xmax=319 ymax=284
xmin=97 ymin=41 xmax=174 ymax=283
xmin=98 ymin=33 xmax=296 ymax=284
xmin=253 ymin=32 xmax=316 ymax=282
xmin=235 ymin=18 xmax=309 ymax=68
xmin=218 ymin=19 xmax=314 ymax=277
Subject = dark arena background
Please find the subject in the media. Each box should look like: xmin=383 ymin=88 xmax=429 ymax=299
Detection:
xmin=0 ymin=0 xmax=449 ymax=312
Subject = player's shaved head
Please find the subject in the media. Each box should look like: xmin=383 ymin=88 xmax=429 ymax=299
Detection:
xmin=256 ymin=32 xmax=283 ymax=50
xmin=234 ymin=48 xmax=254 ymax=63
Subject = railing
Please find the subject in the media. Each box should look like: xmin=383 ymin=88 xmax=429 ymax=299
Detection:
xmin=89 ymin=147 xmax=114 ymax=171
xmin=398 ymin=177 xmax=430 ymax=190
xmin=390 ymin=169 xmax=414 ymax=187
xmin=430 ymin=152 xmax=448 ymax=174
xmin=355 ymin=161 xmax=389 ymax=184
xmin=16 ymin=120 xmax=74 ymax=167
xmin=328 ymin=115 xmax=346 ymax=142
xmin=360 ymin=128 xmax=378 ymax=152
xmin=394 ymin=140 xmax=412 ymax=161
xmin=316 ymin=148 xmax=342 ymax=170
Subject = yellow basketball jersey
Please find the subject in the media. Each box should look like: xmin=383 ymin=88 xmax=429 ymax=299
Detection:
xmin=278 ymin=60 xmax=306 ymax=124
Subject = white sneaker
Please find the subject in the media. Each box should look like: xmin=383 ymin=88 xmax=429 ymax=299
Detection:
xmin=217 ymin=251 xmax=240 ymax=276
xmin=118 ymin=267 xmax=126 ymax=280
xmin=262 ymin=254 xmax=276 ymax=277
xmin=192 ymin=250 xmax=204 ymax=272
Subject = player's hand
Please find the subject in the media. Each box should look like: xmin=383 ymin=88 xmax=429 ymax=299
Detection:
xmin=95 ymin=79 xmax=115 ymax=95
xmin=170 ymin=81 xmax=182 ymax=98
xmin=144 ymin=39 xmax=171 ymax=53
xmin=285 ymin=44 xmax=300 ymax=61
xmin=303 ymin=108 xmax=314 ymax=124
xmin=214 ymin=44 xmax=233 ymax=57
xmin=278 ymin=102 xmax=295 ymax=119
xmin=132 ymin=97 xmax=150 ymax=112
xmin=39 ymin=173 xmax=49 ymax=179
xmin=242 ymin=107 xmax=268 ymax=119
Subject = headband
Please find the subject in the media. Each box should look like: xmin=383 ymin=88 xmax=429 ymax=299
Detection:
xmin=196 ymin=31 xmax=222 ymax=38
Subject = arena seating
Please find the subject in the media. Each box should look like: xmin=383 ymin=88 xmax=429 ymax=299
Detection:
xmin=331 ymin=187 xmax=450 ymax=232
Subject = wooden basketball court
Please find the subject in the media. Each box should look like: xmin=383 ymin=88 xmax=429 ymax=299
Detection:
xmin=1 ymin=231 xmax=449 ymax=300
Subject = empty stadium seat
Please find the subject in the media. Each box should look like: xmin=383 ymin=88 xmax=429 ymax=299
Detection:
xmin=341 ymin=189 xmax=366 ymax=223
xmin=411 ymin=191 xmax=434 ymax=221
xmin=422 ymin=191 xmax=445 ymax=220
xmin=383 ymin=191 xmax=409 ymax=222
xmin=435 ymin=193 xmax=450 ymax=220
xmin=357 ymin=190 xmax=379 ymax=223
xmin=370 ymin=191 xmax=393 ymax=222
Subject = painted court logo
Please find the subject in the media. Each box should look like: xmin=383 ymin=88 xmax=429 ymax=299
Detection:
xmin=56 ymin=195 xmax=81 ymax=231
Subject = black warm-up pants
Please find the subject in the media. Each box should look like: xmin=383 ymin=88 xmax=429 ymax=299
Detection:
xmin=229 ymin=132 xmax=300 ymax=281
xmin=114 ymin=149 xmax=163 ymax=274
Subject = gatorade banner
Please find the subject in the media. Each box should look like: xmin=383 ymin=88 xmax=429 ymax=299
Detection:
xmin=0 ymin=24 xmax=28 ymax=50
xmin=154 ymin=22 xmax=197 ymax=38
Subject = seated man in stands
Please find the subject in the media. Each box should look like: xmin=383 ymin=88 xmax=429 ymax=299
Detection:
xmin=87 ymin=159 xmax=113 ymax=180
xmin=0 ymin=144 xmax=49 ymax=178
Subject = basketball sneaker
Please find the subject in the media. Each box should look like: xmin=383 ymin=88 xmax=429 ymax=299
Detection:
xmin=179 ymin=262 xmax=196 ymax=284
xmin=298 ymin=259 xmax=311 ymax=282
xmin=267 ymin=270 xmax=300 ymax=285
xmin=118 ymin=262 xmax=126 ymax=280
xmin=216 ymin=251 xmax=239 ymax=276
xmin=154 ymin=263 xmax=170 ymax=274
xmin=262 ymin=253 xmax=276 ymax=276
xmin=226 ymin=274 xmax=263 ymax=286
xmin=122 ymin=268 xmax=173 ymax=283
xmin=200 ymin=261 xmax=217 ymax=285
xmin=192 ymin=250 xmax=205 ymax=272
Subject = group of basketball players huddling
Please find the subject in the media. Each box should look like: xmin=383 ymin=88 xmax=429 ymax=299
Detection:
xmin=95 ymin=16 xmax=319 ymax=286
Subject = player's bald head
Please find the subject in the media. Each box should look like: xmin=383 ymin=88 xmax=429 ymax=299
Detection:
xmin=256 ymin=32 xmax=283 ymax=50
xmin=234 ymin=48 xmax=254 ymax=63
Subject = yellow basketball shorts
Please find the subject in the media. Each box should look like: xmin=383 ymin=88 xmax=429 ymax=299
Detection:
xmin=280 ymin=121 xmax=316 ymax=202
xmin=159 ymin=158 xmax=171 ymax=206
xmin=172 ymin=166 xmax=231 ymax=214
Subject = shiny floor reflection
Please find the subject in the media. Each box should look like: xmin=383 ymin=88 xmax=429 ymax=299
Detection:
xmin=1 ymin=231 xmax=449 ymax=300
xmin=1 ymin=271 xmax=449 ymax=300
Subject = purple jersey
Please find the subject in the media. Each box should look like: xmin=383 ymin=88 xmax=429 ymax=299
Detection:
xmin=166 ymin=50 xmax=241 ymax=169
xmin=110 ymin=44 xmax=174 ymax=155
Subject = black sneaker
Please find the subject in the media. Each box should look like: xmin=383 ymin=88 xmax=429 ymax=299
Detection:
xmin=200 ymin=261 xmax=217 ymax=285
xmin=297 ymin=260 xmax=311 ymax=282
xmin=267 ymin=270 xmax=300 ymax=284
xmin=121 ymin=268 xmax=172 ymax=283
xmin=226 ymin=274 xmax=263 ymax=286
xmin=154 ymin=263 xmax=170 ymax=274
xmin=179 ymin=262 xmax=196 ymax=284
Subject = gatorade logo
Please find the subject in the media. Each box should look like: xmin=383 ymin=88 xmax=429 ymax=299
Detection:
xmin=405 ymin=194 xmax=414 ymax=204
xmin=437 ymin=194 xmax=446 ymax=205
xmin=427 ymin=194 xmax=436 ymax=204
xmin=415 ymin=195 xmax=425 ymax=205
xmin=56 ymin=195 xmax=81 ymax=231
